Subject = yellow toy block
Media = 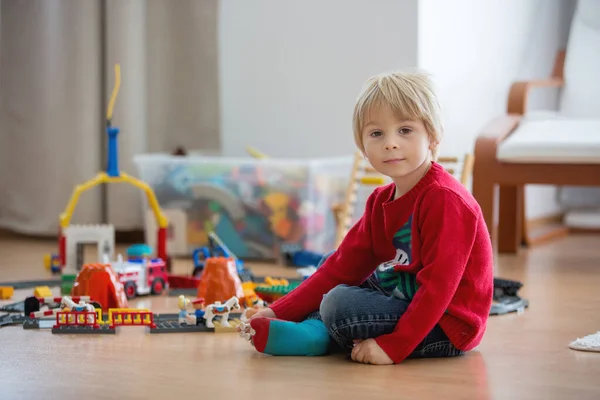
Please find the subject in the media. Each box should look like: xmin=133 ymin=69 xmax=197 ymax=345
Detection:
xmin=0 ymin=286 xmax=14 ymax=300
xmin=34 ymin=286 xmax=53 ymax=298
xmin=263 ymin=276 xmax=289 ymax=287
xmin=213 ymin=318 xmax=242 ymax=333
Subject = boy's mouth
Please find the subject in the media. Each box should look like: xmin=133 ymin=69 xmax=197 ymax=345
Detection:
xmin=383 ymin=158 xmax=405 ymax=164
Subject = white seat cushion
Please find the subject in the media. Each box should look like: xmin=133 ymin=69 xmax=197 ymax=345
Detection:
xmin=564 ymin=209 xmax=600 ymax=229
xmin=497 ymin=117 xmax=600 ymax=164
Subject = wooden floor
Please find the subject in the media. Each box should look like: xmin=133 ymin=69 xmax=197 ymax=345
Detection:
xmin=1 ymin=234 xmax=599 ymax=400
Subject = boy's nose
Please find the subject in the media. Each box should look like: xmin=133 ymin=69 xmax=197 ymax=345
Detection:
xmin=384 ymin=142 xmax=399 ymax=150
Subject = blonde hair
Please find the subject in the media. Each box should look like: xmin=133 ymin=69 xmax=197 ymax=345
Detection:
xmin=352 ymin=70 xmax=443 ymax=160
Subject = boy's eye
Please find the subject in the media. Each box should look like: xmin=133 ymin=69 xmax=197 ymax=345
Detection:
xmin=399 ymin=128 xmax=412 ymax=135
xmin=370 ymin=131 xmax=382 ymax=137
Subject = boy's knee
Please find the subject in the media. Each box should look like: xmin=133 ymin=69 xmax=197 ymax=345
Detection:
xmin=319 ymin=284 xmax=352 ymax=328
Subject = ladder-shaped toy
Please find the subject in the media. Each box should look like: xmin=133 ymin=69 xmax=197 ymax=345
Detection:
xmin=333 ymin=152 xmax=388 ymax=248
xmin=332 ymin=153 xmax=475 ymax=247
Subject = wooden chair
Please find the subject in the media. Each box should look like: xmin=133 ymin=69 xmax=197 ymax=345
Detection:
xmin=472 ymin=0 xmax=600 ymax=253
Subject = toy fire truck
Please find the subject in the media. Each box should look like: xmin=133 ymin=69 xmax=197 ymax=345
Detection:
xmin=110 ymin=254 xmax=169 ymax=299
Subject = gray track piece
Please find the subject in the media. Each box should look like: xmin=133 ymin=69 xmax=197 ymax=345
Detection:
xmin=22 ymin=318 xmax=40 ymax=329
xmin=153 ymin=312 xmax=242 ymax=321
xmin=0 ymin=300 xmax=25 ymax=313
xmin=0 ymin=279 xmax=61 ymax=289
xmin=52 ymin=325 xmax=117 ymax=334
xmin=167 ymin=288 xmax=198 ymax=297
xmin=0 ymin=314 xmax=26 ymax=327
xmin=149 ymin=320 xmax=215 ymax=333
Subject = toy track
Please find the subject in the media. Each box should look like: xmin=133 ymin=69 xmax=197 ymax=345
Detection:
xmin=0 ymin=314 xmax=26 ymax=327
xmin=22 ymin=318 xmax=42 ymax=329
xmin=167 ymin=288 xmax=198 ymax=297
xmin=52 ymin=325 xmax=116 ymax=334
xmin=150 ymin=318 xmax=242 ymax=334
xmin=150 ymin=312 xmax=243 ymax=334
xmin=0 ymin=300 xmax=25 ymax=314
xmin=154 ymin=312 xmax=242 ymax=321
xmin=150 ymin=320 xmax=215 ymax=333
xmin=0 ymin=279 xmax=61 ymax=290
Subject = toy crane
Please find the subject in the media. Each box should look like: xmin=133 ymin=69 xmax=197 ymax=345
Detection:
xmin=55 ymin=64 xmax=170 ymax=270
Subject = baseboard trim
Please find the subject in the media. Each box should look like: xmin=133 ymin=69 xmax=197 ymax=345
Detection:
xmin=524 ymin=213 xmax=569 ymax=246
xmin=526 ymin=213 xmax=564 ymax=231
xmin=568 ymin=227 xmax=600 ymax=234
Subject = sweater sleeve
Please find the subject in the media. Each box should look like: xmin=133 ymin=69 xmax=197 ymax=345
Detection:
xmin=374 ymin=187 xmax=478 ymax=363
xmin=269 ymin=189 xmax=380 ymax=322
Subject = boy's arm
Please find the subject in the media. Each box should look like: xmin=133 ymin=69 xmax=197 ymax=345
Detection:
xmin=374 ymin=187 xmax=478 ymax=364
xmin=269 ymin=189 xmax=380 ymax=322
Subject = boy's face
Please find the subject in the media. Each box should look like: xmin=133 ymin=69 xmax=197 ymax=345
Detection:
xmin=361 ymin=106 xmax=433 ymax=181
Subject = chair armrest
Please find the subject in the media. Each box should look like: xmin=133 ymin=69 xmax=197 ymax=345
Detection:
xmin=477 ymin=115 xmax=521 ymax=143
xmin=507 ymin=48 xmax=566 ymax=115
xmin=474 ymin=115 xmax=521 ymax=163
xmin=507 ymin=78 xmax=564 ymax=115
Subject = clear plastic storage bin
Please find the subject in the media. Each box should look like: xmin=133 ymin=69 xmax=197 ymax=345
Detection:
xmin=133 ymin=153 xmax=353 ymax=260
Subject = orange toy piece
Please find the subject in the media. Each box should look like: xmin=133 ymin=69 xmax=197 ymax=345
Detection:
xmin=0 ymin=286 xmax=14 ymax=300
xmin=71 ymin=263 xmax=128 ymax=309
xmin=196 ymin=257 xmax=244 ymax=305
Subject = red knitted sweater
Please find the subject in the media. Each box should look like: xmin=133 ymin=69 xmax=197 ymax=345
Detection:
xmin=270 ymin=162 xmax=494 ymax=363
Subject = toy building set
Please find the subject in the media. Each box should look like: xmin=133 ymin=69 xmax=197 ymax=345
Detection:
xmin=0 ymin=64 xmax=313 ymax=337
xmin=0 ymin=65 xmax=529 ymax=342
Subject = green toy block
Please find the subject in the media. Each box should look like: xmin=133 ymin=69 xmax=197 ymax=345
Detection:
xmin=61 ymin=274 xmax=77 ymax=282
xmin=254 ymin=281 xmax=302 ymax=300
xmin=61 ymin=283 xmax=73 ymax=295
xmin=61 ymin=274 xmax=76 ymax=295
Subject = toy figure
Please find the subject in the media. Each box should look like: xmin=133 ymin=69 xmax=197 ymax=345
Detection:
xmin=203 ymin=296 xmax=240 ymax=328
xmin=60 ymin=296 xmax=96 ymax=323
xmin=177 ymin=295 xmax=192 ymax=324
xmin=191 ymin=298 xmax=206 ymax=325
xmin=178 ymin=296 xmax=207 ymax=326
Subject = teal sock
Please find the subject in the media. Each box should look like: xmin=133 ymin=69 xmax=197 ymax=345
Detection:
xmin=249 ymin=317 xmax=330 ymax=356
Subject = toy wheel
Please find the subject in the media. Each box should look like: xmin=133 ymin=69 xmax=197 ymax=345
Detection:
xmin=124 ymin=281 xmax=137 ymax=299
xmin=151 ymin=278 xmax=165 ymax=295
xmin=90 ymin=301 xmax=103 ymax=310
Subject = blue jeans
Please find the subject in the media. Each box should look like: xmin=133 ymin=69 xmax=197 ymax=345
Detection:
xmin=307 ymin=251 xmax=465 ymax=359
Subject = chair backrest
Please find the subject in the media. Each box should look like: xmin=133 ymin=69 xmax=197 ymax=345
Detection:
xmin=559 ymin=0 xmax=600 ymax=118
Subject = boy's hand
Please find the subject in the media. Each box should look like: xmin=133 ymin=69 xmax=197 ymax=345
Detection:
xmin=351 ymin=339 xmax=394 ymax=365
xmin=244 ymin=307 xmax=276 ymax=321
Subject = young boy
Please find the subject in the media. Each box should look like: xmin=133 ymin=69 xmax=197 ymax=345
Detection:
xmin=239 ymin=70 xmax=494 ymax=365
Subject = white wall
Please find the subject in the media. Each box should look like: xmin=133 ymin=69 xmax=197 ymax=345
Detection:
xmin=218 ymin=0 xmax=418 ymax=158
xmin=218 ymin=0 xmax=577 ymax=218
xmin=418 ymin=0 xmax=577 ymax=219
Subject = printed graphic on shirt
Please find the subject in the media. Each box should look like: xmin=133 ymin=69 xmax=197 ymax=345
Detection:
xmin=375 ymin=215 xmax=419 ymax=300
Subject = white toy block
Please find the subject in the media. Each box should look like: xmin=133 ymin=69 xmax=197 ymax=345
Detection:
xmin=63 ymin=224 xmax=115 ymax=275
